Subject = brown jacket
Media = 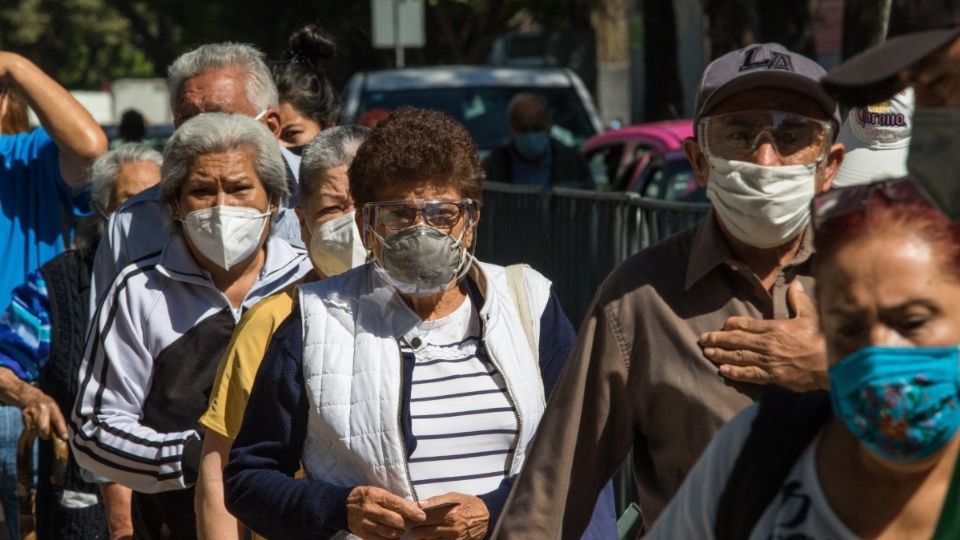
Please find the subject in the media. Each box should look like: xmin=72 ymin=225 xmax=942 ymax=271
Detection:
xmin=493 ymin=211 xmax=816 ymax=538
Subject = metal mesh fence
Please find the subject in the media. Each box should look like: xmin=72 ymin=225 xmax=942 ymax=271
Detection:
xmin=475 ymin=182 xmax=710 ymax=324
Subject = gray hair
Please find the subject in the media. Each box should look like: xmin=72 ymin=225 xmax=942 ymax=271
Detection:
xmin=90 ymin=143 xmax=163 ymax=214
xmin=299 ymin=125 xmax=370 ymax=200
xmin=160 ymin=113 xmax=288 ymax=216
xmin=167 ymin=42 xmax=279 ymax=114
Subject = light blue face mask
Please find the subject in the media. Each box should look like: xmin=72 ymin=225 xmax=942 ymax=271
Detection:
xmin=907 ymin=108 xmax=960 ymax=221
xmin=829 ymin=345 xmax=960 ymax=462
xmin=512 ymin=131 xmax=550 ymax=161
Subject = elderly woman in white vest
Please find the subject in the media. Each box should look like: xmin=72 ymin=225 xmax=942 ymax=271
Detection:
xmin=223 ymin=107 xmax=617 ymax=540
xmin=71 ymin=113 xmax=312 ymax=539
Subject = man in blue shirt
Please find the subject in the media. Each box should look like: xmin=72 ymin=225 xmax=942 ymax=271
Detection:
xmin=0 ymin=52 xmax=106 ymax=309
xmin=0 ymin=51 xmax=106 ymax=540
xmin=481 ymin=93 xmax=594 ymax=189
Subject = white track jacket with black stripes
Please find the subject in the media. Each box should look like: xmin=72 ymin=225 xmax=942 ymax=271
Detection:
xmin=72 ymin=234 xmax=311 ymax=493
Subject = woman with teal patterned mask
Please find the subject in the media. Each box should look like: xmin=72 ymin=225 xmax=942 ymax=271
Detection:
xmin=648 ymin=178 xmax=960 ymax=539
xmin=808 ymin=179 xmax=960 ymax=538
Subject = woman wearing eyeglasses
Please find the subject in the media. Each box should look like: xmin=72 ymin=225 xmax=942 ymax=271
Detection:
xmin=222 ymin=107 xmax=616 ymax=540
xmin=647 ymin=178 xmax=960 ymax=539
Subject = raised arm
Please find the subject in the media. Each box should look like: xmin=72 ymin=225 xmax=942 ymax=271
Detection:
xmin=0 ymin=52 xmax=107 ymax=186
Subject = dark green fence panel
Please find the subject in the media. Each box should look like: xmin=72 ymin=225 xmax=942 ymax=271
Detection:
xmin=476 ymin=182 xmax=710 ymax=324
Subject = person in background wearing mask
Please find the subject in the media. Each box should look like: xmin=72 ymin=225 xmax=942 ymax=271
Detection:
xmin=649 ymin=178 xmax=960 ymax=539
xmin=272 ymin=24 xmax=341 ymax=156
xmin=0 ymin=144 xmax=161 ymax=540
xmin=493 ymin=43 xmax=845 ymax=538
xmin=71 ymin=114 xmax=312 ymax=540
xmin=222 ymin=107 xmax=617 ymax=540
xmin=822 ymin=0 xmax=960 ymax=218
xmin=194 ymin=125 xmax=369 ymax=540
xmin=90 ymin=42 xmax=308 ymax=313
xmin=481 ymin=93 xmax=594 ymax=189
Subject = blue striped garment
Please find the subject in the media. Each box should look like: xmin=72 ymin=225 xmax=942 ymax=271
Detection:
xmin=0 ymin=270 xmax=51 ymax=382
xmin=401 ymin=295 xmax=518 ymax=500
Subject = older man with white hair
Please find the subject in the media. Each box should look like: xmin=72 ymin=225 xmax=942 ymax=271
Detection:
xmin=90 ymin=42 xmax=307 ymax=309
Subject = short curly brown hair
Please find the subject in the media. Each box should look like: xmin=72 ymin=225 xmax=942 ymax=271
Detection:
xmin=349 ymin=106 xmax=484 ymax=209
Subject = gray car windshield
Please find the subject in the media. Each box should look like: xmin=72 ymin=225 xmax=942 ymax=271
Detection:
xmin=357 ymin=86 xmax=597 ymax=150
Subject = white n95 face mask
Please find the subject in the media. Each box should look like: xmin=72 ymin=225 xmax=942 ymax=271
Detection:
xmin=309 ymin=211 xmax=368 ymax=277
xmin=706 ymin=157 xmax=817 ymax=249
xmin=181 ymin=204 xmax=271 ymax=271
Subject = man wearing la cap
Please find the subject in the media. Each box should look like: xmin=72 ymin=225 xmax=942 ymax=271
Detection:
xmin=492 ymin=43 xmax=844 ymax=538
xmin=823 ymin=0 xmax=960 ymax=216
xmin=834 ymin=88 xmax=914 ymax=187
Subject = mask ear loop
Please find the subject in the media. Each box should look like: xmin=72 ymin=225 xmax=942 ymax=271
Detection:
xmin=451 ymin=203 xmax=480 ymax=282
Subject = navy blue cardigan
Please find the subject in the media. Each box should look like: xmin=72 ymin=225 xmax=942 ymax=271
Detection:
xmin=224 ymin=287 xmax=617 ymax=539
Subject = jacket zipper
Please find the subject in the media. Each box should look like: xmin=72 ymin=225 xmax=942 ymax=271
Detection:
xmin=395 ymin=340 xmax=420 ymax=502
xmin=479 ymin=315 xmax=523 ymax=471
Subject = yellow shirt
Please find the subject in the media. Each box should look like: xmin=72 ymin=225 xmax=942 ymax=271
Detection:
xmin=199 ymin=285 xmax=297 ymax=439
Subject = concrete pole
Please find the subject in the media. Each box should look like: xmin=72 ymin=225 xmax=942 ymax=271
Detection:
xmin=593 ymin=0 xmax=631 ymax=127
xmin=394 ymin=0 xmax=405 ymax=68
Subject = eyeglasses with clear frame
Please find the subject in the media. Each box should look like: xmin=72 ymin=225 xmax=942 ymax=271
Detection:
xmin=364 ymin=199 xmax=477 ymax=233
xmin=699 ymin=110 xmax=834 ymax=165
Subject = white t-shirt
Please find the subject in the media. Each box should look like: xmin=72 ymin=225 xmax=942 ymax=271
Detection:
xmin=400 ymin=293 xmax=519 ymax=500
xmin=648 ymin=404 xmax=858 ymax=540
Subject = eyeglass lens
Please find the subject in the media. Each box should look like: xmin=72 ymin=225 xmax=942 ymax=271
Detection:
xmin=703 ymin=111 xmax=830 ymax=164
xmin=375 ymin=201 xmax=467 ymax=230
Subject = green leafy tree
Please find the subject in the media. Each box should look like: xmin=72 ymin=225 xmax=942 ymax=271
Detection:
xmin=0 ymin=0 xmax=153 ymax=89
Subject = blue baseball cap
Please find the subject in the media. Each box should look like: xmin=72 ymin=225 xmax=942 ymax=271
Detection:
xmin=695 ymin=43 xmax=841 ymax=128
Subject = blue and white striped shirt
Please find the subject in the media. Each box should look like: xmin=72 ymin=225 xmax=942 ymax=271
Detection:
xmin=401 ymin=294 xmax=518 ymax=499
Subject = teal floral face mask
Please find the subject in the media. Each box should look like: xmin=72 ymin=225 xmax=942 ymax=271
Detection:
xmin=829 ymin=346 xmax=960 ymax=462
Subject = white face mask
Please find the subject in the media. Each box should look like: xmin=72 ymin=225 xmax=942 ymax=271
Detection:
xmin=706 ymin=156 xmax=817 ymax=249
xmin=181 ymin=204 xmax=271 ymax=271
xmin=907 ymin=107 xmax=960 ymax=221
xmin=308 ymin=211 xmax=367 ymax=277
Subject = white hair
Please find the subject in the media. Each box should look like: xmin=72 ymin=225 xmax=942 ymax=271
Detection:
xmin=167 ymin=42 xmax=279 ymax=114
xmin=160 ymin=113 xmax=288 ymax=218
xmin=299 ymin=125 xmax=370 ymax=200
xmin=90 ymin=143 xmax=162 ymax=213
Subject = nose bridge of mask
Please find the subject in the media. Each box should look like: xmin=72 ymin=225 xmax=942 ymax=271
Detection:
xmin=310 ymin=211 xmax=367 ymax=277
xmin=312 ymin=212 xmax=355 ymax=243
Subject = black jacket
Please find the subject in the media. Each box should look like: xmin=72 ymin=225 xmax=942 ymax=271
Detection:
xmin=482 ymin=139 xmax=595 ymax=189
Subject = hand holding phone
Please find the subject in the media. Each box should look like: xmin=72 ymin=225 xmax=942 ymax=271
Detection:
xmin=420 ymin=500 xmax=460 ymax=512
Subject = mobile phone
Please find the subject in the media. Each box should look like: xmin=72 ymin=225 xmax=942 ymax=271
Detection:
xmin=420 ymin=500 xmax=460 ymax=512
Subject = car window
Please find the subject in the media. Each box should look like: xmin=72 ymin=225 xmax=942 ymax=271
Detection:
xmin=356 ymin=86 xmax=597 ymax=151
xmin=583 ymin=144 xmax=625 ymax=187
xmin=644 ymin=159 xmax=702 ymax=202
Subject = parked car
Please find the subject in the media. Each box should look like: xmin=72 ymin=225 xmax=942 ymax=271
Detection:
xmin=340 ymin=66 xmax=603 ymax=157
xmin=580 ymin=120 xmax=704 ymax=202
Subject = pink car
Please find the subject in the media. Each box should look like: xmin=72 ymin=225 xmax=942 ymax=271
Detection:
xmin=580 ymin=120 xmax=704 ymax=201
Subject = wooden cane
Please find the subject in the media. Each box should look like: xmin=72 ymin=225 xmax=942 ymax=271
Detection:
xmin=17 ymin=431 xmax=69 ymax=540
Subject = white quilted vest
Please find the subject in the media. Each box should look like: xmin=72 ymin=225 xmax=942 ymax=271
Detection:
xmin=297 ymin=261 xmax=551 ymax=507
